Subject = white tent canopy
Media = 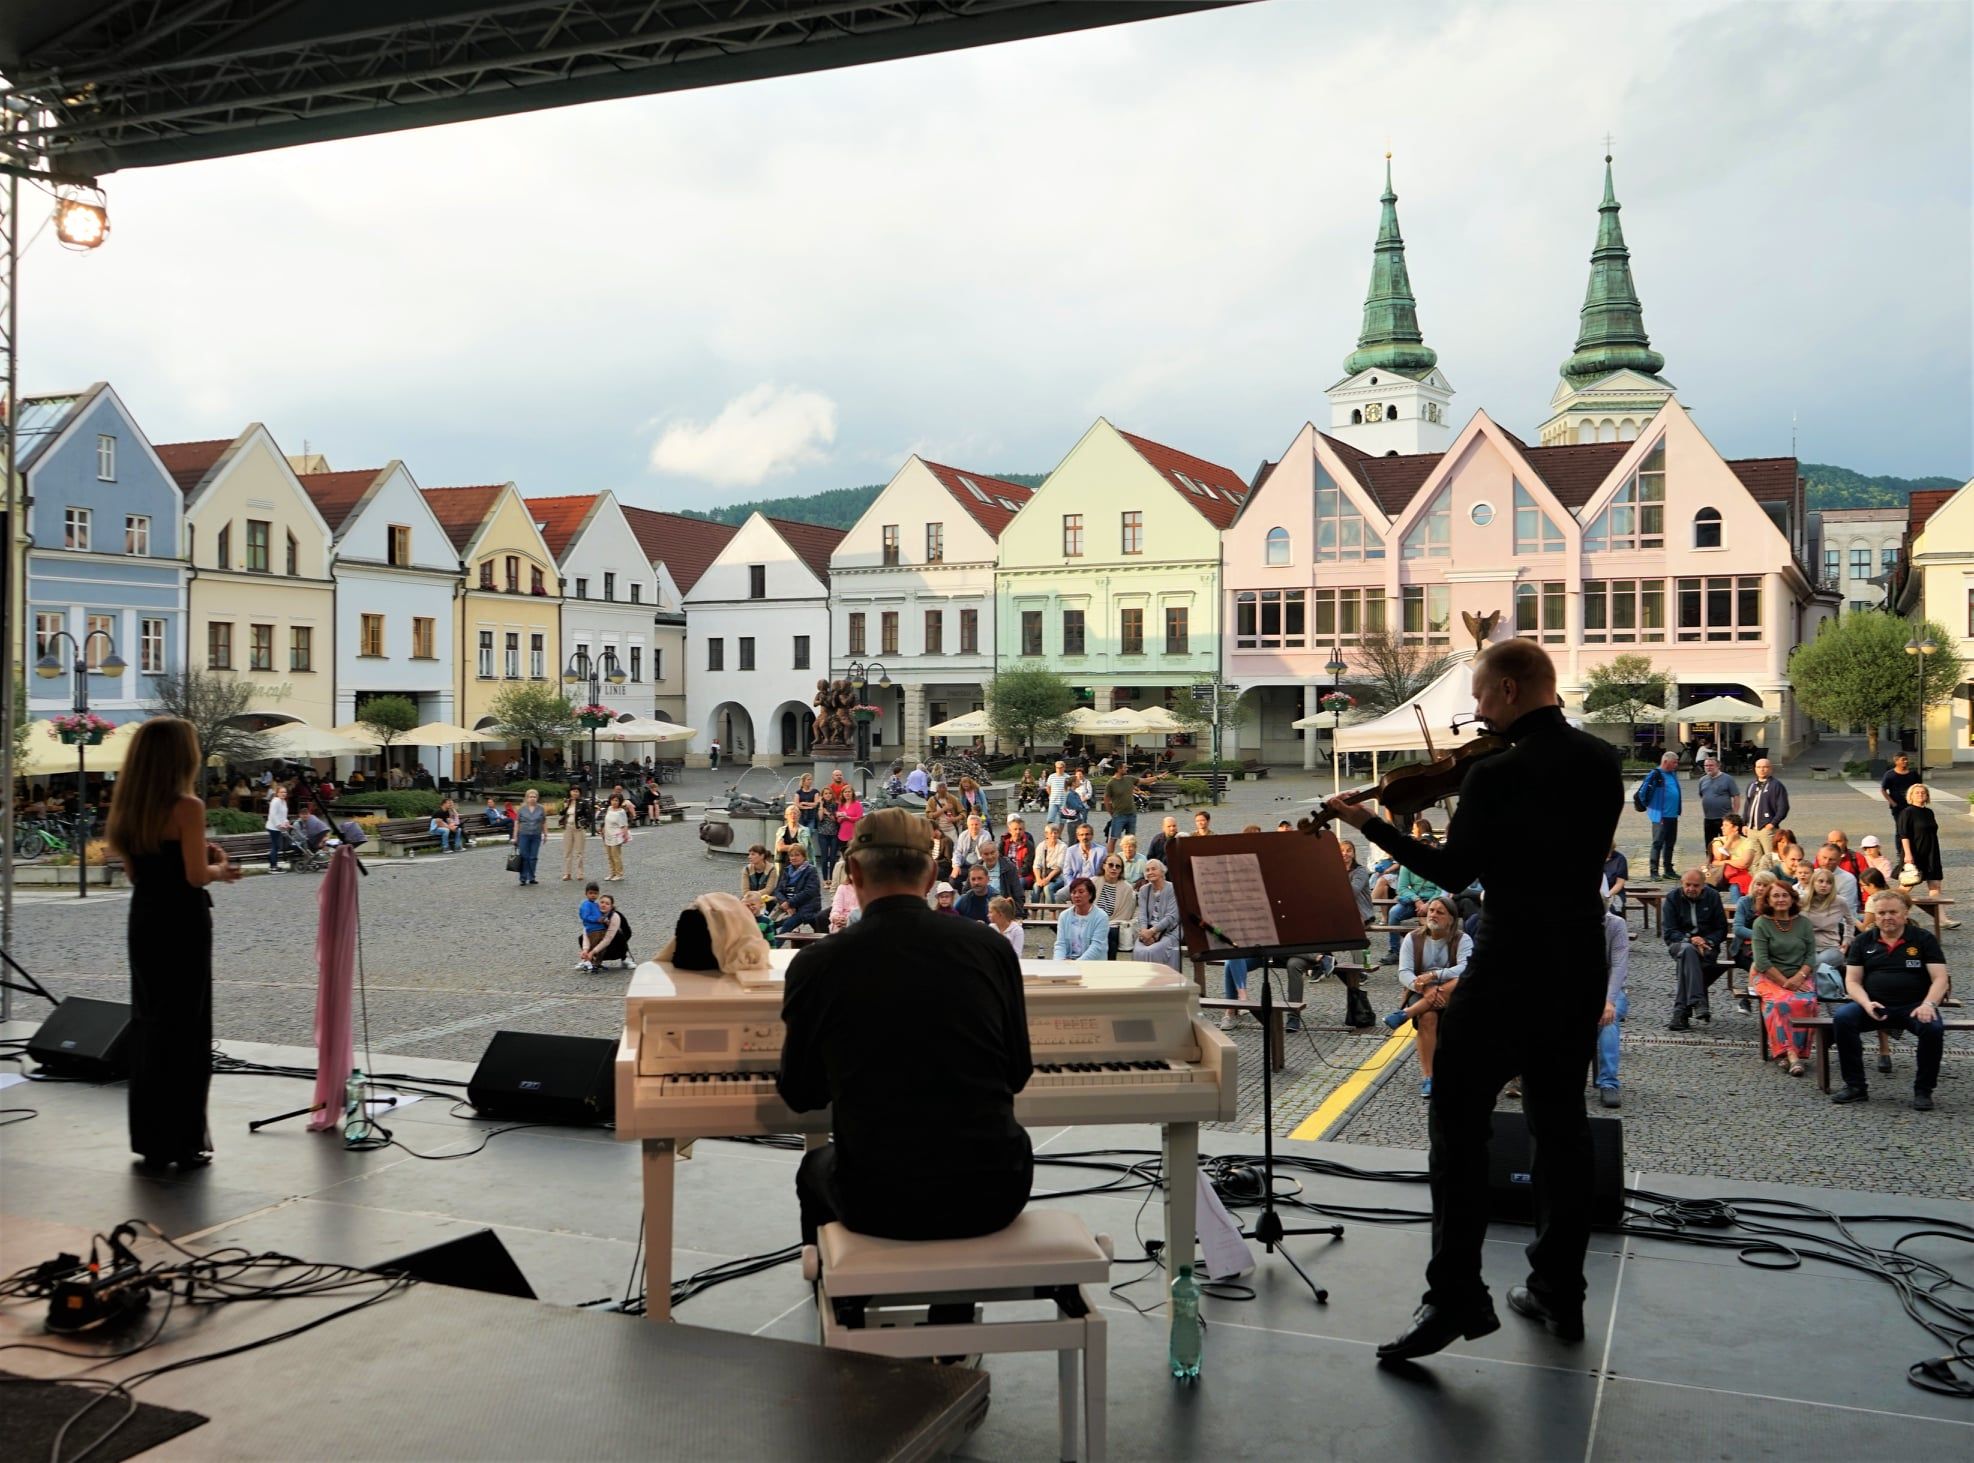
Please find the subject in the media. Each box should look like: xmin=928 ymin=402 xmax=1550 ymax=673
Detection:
xmin=927 ymin=708 xmax=990 ymax=737
xmin=1673 ymin=695 xmax=1770 ymax=724
xmin=1331 ymin=656 xmax=1486 ymax=755
xmin=261 ymin=723 xmax=377 ymax=759
xmin=592 ymin=718 xmax=695 ymax=744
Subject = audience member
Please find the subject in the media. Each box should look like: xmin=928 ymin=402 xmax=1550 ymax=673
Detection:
xmin=828 ymin=866 xmax=862 ymax=932
xmin=1381 ymin=897 xmax=1474 ymax=1098
xmin=1695 ymin=756 xmax=1741 ymax=852
xmin=1744 ymin=758 xmax=1790 ymax=855
xmin=773 ymin=844 xmax=823 ymax=934
xmin=1603 ymin=843 xmax=1630 ymax=920
xmin=1832 ymin=891 xmax=1949 ymax=1109
xmin=1051 ymin=823 xmax=1107 ymax=901
xmin=1000 ymin=816 xmax=1035 ymax=889
xmin=1802 ymin=868 xmax=1854 ymax=993
xmin=1130 ymin=860 xmax=1181 ymax=969
xmin=1749 ymin=879 xmax=1818 ymax=1076
xmin=987 ymin=895 xmax=1024 ymax=958
xmin=1594 ymin=909 xmax=1630 ymax=1108
xmin=1043 ymin=760 xmax=1070 ymax=829
xmin=1664 ymin=868 xmax=1728 ymax=1030
xmin=1896 ymin=785 xmax=1956 ymax=926
xmin=741 ymin=844 xmax=778 ymax=912
xmin=1147 ymin=816 xmax=1181 ymax=864
xmin=1811 ymin=844 xmax=1860 ymax=913
xmin=1032 ymin=823 xmax=1067 ymax=897
xmin=1879 ymin=752 xmax=1922 ymax=848
xmin=955 ymin=863 xmax=997 ymax=923
xmin=1116 ymin=832 xmax=1145 ymax=885
xmin=1638 ymin=752 xmax=1684 ymax=880
xmin=1095 ymin=854 xmax=1137 ymax=958
xmin=1387 ymin=861 xmax=1448 ymax=963
xmin=1052 ymin=877 xmax=1109 ymax=961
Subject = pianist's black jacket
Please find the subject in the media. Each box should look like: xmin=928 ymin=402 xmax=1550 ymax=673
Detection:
xmin=778 ymin=893 xmax=1033 ymax=1238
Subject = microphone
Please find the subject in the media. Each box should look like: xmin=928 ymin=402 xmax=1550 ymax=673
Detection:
xmin=1188 ymin=912 xmax=1236 ymax=945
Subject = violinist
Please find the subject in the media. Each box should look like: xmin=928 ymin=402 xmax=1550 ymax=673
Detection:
xmin=1324 ymin=638 xmax=1623 ymax=1364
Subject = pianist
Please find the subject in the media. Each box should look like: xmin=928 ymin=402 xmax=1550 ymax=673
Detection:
xmin=778 ymin=807 xmax=1034 ymax=1250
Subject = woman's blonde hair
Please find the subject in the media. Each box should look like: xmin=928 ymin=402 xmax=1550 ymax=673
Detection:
xmin=106 ymin=717 xmax=200 ymax=860
xmin=1906 ymin=783 xmax=1929 ymax=805
xmin=1806 ymin=868 xmax=1838 ymax=909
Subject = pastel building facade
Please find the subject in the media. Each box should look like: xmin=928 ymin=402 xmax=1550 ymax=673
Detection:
xmin=1897 ymin=482 xmax=1974 ymax=767
xmin=623 ymin=507 xmax=739 ymax=728
xmin=1815 ymin=506 xmax=1906 ymax=613
xmin=528 ymin=492 xmax=661 ymax=725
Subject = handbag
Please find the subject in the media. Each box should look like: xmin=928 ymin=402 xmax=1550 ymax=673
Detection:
xmin=505 ymin=850 xmax=523 ymax=873
xmin=1812 ymin=961 xmax=1848 ymax=1003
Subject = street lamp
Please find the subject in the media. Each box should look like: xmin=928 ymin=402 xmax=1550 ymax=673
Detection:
xmin=1324 ymin=645 xmax=1350 ymax=798
xmin=844 ymin=660 xmax=892 ymax=784
xmin=34 ymin=630 xmax=127 ymax=900
xmin=1904 ymin=632 xmax=1937 ymax=768
xmin=563 ymin=647 xmax=626 ymax=808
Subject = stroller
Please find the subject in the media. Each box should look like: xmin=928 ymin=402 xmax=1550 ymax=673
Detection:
xmin=275 ymin=826 xmax=331 ymax=874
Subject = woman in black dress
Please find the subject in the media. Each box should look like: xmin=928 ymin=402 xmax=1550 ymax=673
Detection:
xmin=1896 ymin=783 xmax=1958 ymax=928
xmin=105 ymin=717 xmax=242 ymax=1169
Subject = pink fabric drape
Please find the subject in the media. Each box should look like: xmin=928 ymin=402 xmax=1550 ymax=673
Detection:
xmin=308 ymin=843 xmax=360 ymax=1131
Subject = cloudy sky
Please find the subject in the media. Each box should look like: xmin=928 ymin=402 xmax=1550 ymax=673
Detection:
xmin=22 ymin=0 xmax=1972 ymax=511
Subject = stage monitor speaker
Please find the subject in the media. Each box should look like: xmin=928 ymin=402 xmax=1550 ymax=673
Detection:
xmin=26 ymin=997 xmax=132 ymax=1081
xmin=467 ymin=1030 xmax=615 ymax=1126
xmin=1487 ymin=1111 xmax=1624 ymax=1228
xmin=376 ymin=1228 xmax=537 ymax=1300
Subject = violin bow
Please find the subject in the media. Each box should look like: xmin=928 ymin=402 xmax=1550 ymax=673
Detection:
xmin=1415 ymin=704 xmax=1438 ymax=762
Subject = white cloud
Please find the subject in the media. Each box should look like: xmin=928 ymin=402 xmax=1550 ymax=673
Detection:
xmin=647 ymin=384 xmax=837 ymax=489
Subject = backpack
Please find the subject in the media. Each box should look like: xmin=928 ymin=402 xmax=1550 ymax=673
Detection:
xmin=1632 ymin=770 xmax=1656 ymax=813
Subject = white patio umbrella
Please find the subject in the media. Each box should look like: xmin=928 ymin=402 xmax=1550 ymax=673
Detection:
xmin=1062 ymin=706 xmax=1106 ymax=731
xmin=927 ymin=708 xmax=992 ymax=736
xmin=1673 ymin=696 xmax=1769 ymax=724
xmin=260 ymin=723 xmax=378 ymax=759
xmin=19 ymin=718 xmax=142 ymax=775
xmin=1081 ymin=707 xmax=1153 ymax=735
xmin=593 ymin=718 xmax=695 ymax=744
xmin=1132 ymin=705 xmax=1188 ymax=731
xmin=394 ymin=721 xmax=514 ymax=746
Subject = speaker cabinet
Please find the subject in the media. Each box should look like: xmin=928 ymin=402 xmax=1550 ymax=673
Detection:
xmin=26 ymin=997 xmax=132 ymax=1081
xmin=467 ymin=1030 xmax=616 ymax=1126
xmin=376 ymin=1228 xmax=536 ymax=1300
xmin=1487 ymin=1110 xmax=1624 ymax=1227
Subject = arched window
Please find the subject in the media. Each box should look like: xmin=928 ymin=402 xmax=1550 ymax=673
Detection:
xmin=1599 ymin=420 xmax=1619 ymax=443
xmin=1264 ymin=527 xmax=1290 ymax=565
xmin=1350 ymin=409 xmax=1363 ymax=425
xmin=1386 ymin=403 xmax=1399 ymax=419
xmin=1693 ymin=507 xmax=1722 ymax=549
xmin=1619 ymin=420 xmax=1639 ymax=442
xmin=1577 ymin=421 xmax=1596 ymax=444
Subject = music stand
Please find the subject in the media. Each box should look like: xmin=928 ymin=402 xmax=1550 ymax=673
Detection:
xmin=1165 ymin=828 xmax=1367 ymax=1302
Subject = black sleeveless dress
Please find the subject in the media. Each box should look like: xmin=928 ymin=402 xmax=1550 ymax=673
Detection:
xmin=127 ymin=840 xmax=214 ymax=1162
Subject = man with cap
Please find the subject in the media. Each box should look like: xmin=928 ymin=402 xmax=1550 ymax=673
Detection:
xmin=777 ymin=808 xmax=1034 ymax=1259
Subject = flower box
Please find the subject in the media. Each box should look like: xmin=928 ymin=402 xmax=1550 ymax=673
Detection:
xmin=58 ymin=729 xmax=106 ymax=745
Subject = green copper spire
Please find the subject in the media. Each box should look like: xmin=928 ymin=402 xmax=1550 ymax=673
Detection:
xmin=1559 ymin=155 xmax=1666 ymax=387
xmin=1341 ymin=155 xmax=1438 ymax=378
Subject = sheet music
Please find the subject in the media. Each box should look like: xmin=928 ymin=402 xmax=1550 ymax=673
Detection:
xmin=1188 ymin=852 xmax=1281 ymax=947
xmin=1197 ymin=1169 xmax=1256 ymax=1280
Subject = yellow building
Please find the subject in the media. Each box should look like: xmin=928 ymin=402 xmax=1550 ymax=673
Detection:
xmin=156 ymin=426 xmax=338 ymax=729
xmin=421 ymin=483 xmax=562 ymax=775
xmin=1897 ymin=480 xmax=1974 ymax=768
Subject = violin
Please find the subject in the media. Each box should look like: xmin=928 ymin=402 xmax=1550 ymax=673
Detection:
xmin=1298 ymin=707 xmax=1510 ymax=832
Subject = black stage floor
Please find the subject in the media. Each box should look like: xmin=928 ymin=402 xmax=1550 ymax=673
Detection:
xmin=3 ymin=1027 xmax=1969 ymax=1460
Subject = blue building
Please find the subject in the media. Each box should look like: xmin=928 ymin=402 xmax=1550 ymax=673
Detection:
xmin=19 ymin=383 xmax=188 ymax=726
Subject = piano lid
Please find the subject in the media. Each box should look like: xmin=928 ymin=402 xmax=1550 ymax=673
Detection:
xmin=624 ymin=952 xmax=1189 ymax=1004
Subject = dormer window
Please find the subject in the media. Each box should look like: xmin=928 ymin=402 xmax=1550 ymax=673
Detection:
xmin=958 ymin=476 xmax=990 ymax=503
xmin=1693 ymin=507 xmax=1723 ymax=550
xmin=479 ymin=560 xmax=495 ymax=589
xmin=504 ymin=556 xmax=520 ymax=592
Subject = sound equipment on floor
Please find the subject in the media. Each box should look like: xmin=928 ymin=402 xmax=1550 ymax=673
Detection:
xmin=375 ymin=1228 xmax=536 ymax=1300
xmin=1487 ymin=1110 xmax=1624 ymax=1227
xmin=25 ymin=997 xmax=132 ymax=1081
xmin=467 ymin=1030 xmax=616 ymax=1126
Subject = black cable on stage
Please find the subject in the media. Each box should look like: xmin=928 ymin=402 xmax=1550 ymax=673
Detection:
xmin=0 ymin=1106 xmax=38 ymax=1125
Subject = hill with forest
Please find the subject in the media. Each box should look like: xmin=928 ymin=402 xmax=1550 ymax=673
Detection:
xmin=1802 ymin=463 xmax=1962 ymax=510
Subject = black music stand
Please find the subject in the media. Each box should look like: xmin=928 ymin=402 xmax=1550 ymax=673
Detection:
xmin=1165 ymin=829 xmax=1367 ymax=1304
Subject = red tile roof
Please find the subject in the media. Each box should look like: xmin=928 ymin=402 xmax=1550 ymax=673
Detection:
xmin=1908 ymin=488 xmax=1958 ymax=539
xmin=1316 ymin=433 xmax=1442 ymax=516
xmin=919 ymin=460 xmax=1034 ymax=539
xmin=1724 ymin=457 xmax=1800 ymax=505
xmin=766 ymin=516 xmax=848 ymax=583
xmin=154 ymin=437 xmax=234 ymax=493
xmin=522 ymin=493 xmax=600 ymax=562
xmin=419 ymin=485 xmax=506 ymax=554
xmin=297 ymin=468 xmax=386 ymax=533
xmin=620 ymin=507 xmax=740 ymax=594
xmin=1520 ymin=442 xmax=1636 ymax=509
xmin=1116 ymin=430 xmax=1247 ymax=528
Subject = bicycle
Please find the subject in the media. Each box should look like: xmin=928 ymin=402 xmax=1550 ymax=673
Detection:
xmin=14 ymin=816 xmax=77 ymax=861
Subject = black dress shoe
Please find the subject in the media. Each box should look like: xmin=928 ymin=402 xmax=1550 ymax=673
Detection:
xmin=1507 ymin=1285 xmax=1585 ymax=1341
xmin=1694 ymin=1007 xmax=1712 ymax=1023
xmin=1376 ymin=1301 xmax=1500 ymax=1361
xmin=1665 ymin=1015 xmax=1691 ymax=1032
xmin=1830 ymin=1084 xmax=1869 ymax=1104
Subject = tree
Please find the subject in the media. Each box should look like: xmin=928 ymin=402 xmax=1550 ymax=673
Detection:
xmin=985 ymin=667 xmax=1075 ymax=762
xmin=1790 ymin=612 xmax=1964 ymax=758
xmin=1580 ymin=654 xmax=1674 ymax=751
xmin=146 ymin=671 xmax=287 ymax=768
xmin=487 ymin=683 xmax=575 ymax=771
xmin=1350 ymin=628 xmax=1459 ymax=715
xmin=356 ymin=694 xmax=420 ymax=748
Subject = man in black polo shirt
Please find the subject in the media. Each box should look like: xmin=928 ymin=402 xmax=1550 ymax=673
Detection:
xmin=1879 ymin=752 xmax=1922 ymax=849
xmin=778 ymin=808 xmax=1033 ymax=1246
xmin=1832 ymin=890 xmax=1950 ymax=1110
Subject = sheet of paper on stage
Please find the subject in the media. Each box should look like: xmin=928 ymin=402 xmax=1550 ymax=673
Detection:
xmin=366 ymin=1093 xmax=423 ymax=1116
xmin=1197 ymin=1169 xmax=1256 ymax=1280
xmin=1188 ymin=852 xmax=1281 ymax=947
xmin=0 ymin=1072 xmax=26 ymax=1091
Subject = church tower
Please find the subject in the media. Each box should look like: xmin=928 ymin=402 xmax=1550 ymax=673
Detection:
xmin=1538 ymin=154 xmax=1676 ymax=445
xmin=1327 ymin=156 xmax=1455 ymax=456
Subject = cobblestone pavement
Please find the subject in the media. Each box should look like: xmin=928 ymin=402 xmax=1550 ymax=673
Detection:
xmin=9 ymin=746 xmax=1969 ymax=1199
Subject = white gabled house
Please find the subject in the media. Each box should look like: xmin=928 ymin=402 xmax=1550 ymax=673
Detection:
xmin=528 ymin=492 xmax=661 ymax=727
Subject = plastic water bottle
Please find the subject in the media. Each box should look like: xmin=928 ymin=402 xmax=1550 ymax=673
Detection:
xmin=343 ymin=1068 xmax=369 ymax=1144
xmin=1168 ymin=1264 xmax=1203 ymax=1380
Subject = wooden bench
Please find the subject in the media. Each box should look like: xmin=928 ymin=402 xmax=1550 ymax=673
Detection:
xmin=1238 ymin=760 xmax=1271 ymax=780
xmin=1200 ymin=997 xmax=1306 ymax=1072
xmin=376 ymin=812 xmax=500 ymax=856
xmin=1910 ymin=895 xmax=1958 ymax=941
xmin=1789 ymin=1006 xmax=1972 ymax=1093
xmin=1627 ymin=887 xmax=1668 ymax=935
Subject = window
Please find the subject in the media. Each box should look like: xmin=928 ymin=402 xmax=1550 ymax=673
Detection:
xmin=749 ymin=565 xmax=766 ymax=599
xmin=1882 ymin=545 xmax=1900 ymax=574
xmin=630 ymin=583 xmax=641 ymax=604
xmin=1017 ymin=610 xmax=1044 ymax=657
xmin=1061 ymin=609 xmax=1086 ymax=656
xmin=603 ymin=572 xmax=616 ymax=601
xmin=412 ymin=617 xmax=435 ymax=659
xmin=1583 ymin=441 xmax=1666 ymax=551
xmin=139 ymin=618 xmax=165 ymax=674
xmin=1967 ymin=587 xmax=1974 ymax=639
xmin=1849 ymin=548 xmax=1870 ymax=579
xmin=629 ymin=646 xmax=643 ymax=682
xmin=1121 ymin=511 xmax=1144 ymax=555
xmin=1515 ymin=582 xmax=1567 ymax=643
xmin=124 ymin=515 xmax=150 ymax=555
xmin=1693 ymin=507 xmax=1723 ymax=550
xmin=960 ymin=608 xmax=979 ymax=654
xmin=208 ymin=622 xmax=233 ymax=670
xmin=1401 ymin=584 xmax=1452 ymax=644
xmin=1165 ymin=606 xmax=1190 ymax=655
xmin=1676 ymin=575 xmax=1763 ymax=643
xmin=1401 ymin=486 xmax=1451 ymax=559
xmin=738 ymin=637 xmax=756 ymax=671
xmin=249 ymin=623 xmax=274 ymax=671
xmin=478 ymin=631 xmax=495 ymax=678
xmin=1823 ymin=548 xmax=1840 ymax=584
xmin=1313 ymin=466 xmax=1383 ymax=562
xmin=924 ymin=610 xmax=943 ymax=655
xmin=215 ymin=523 xmax=231 ymax=569
xmin=1514 ymin=482 xmax=1565 ymax=554
xmin=1313 ymin=587 xmax=1385 ymax=645
xmin=504 ymin=633 xmax=521 ymax=677
xmin=531 ymin=566 xmax=545 ymax=596
xmin=388 ymin=525 xmax=411 ymax=565
xmin=1470 ymin=502 xmax=1495 ymax=527
xmin=1582 ymin=579 xmax=1667 ymax=644
xmin=1120 ymin=607 xmax=1145 ymax=656
xmin=1237 ymin=589 xmax=1310 ymax=649
xmin=245 ymin=520 xmax=270 ymax=572
xmin=530 ymin=633 xmax=544 ymax=678
xmin=290 ymin=626 xmax=313 ymax=671
xmin=793 ymin=635 xmax=810 ymax=670
xmin=574 ymin=578 xmax=589 ymax=599
xmin=1062 ymin=514 xmax=1084 ymax=557
xmin=96 ymin=434 xmax=115 ymax=480
xmin=848 ymin=612 xmax=867 ymax=655
xmin=880 ymin=612 xmax=899 ymax=656
xmin=286 ymin=531 xmax=298 ymax=576
xmin=85 ymin=614 xmax=114 ymax=667
xmin=707 ymin=638 xmax=724 ymax=671
xmin=64 ymin=507 xmax=89 ymax=550
xmin=1264 ymin=526 xmax=1290 ymax=565
xmin=479 ymin=561 xmax=494 ymax=589
xmin=360 ymin=614 xmax=385 ymax=656
xmin=504 ymin=556 xmax=520 ymax=592
xmin=879 ymin=525 xmax=901 ymax=566
xmin=926 ymin=524 xmax=944 ymax=563
xmin=654 ymin=649 xmax=664 ymax=682
xmin=34 ymin=612 xmax=63 ymax=657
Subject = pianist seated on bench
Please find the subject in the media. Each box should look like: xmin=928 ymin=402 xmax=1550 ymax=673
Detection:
xmin=777 ymin=807 xmax=1034 ymax=1293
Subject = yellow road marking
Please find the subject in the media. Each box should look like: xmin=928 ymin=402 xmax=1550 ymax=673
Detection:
xmin=1288 ymin=1028 xmax=1416 ymax=1142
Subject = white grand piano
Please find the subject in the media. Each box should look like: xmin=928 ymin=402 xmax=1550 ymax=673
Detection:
xmin=616 ymin=950 xmax=1237 ymax=1320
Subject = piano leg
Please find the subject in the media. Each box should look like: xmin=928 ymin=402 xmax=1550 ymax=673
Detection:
xmin=1163 ymin=1121 xmax=1198 ymax=1293
xmin=641 ymin=1137 xmax=676 ymax=1323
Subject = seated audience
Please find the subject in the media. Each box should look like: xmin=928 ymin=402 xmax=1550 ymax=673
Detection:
xmin=1594 ymin=908 xmax=1630 ymax=1108
xmin=773 ymin=844 xmax=824 ymax=935
xmin=1664 ymin=868 xmax=1728 ymax=1030
xmin=1094 ymin=854 xmax=1137 ymax=958
xmin=1750 ymin=879 xmax=1819 ymax=1076
xmin=1130 ymin=860 xmax=1182 ymax=970
xmin=828 ymin=866 xmax=861 ymax=932
xmin=1803 ymin=868 xmax=1854 ymax=989
xmin=1812 ymin=843 xmax=1861 ymax=913
xmin=1381 ymin=897 xmax=1473 ymax=1099
xmin=1831 ymin=891 xmax=1949 ymax=1109
xmin=987 ymin=895 xmax=1025 ymax=957
xmin=1052 ymin=877 xmax=1109 ymax=961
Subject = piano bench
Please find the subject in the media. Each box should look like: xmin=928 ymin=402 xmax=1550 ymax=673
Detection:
xmin=802 ymin=1212 xmax=1113 ymax=1462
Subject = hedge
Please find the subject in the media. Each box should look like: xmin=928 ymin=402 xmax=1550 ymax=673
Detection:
xmin=204 ymin=808 xmax=263 ymax=835
xmin=342 ymin=790 xmax=444 ymax=818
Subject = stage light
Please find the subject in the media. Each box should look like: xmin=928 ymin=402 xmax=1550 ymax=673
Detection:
xmin=54 ymin=188 xmax=110 ymax=250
